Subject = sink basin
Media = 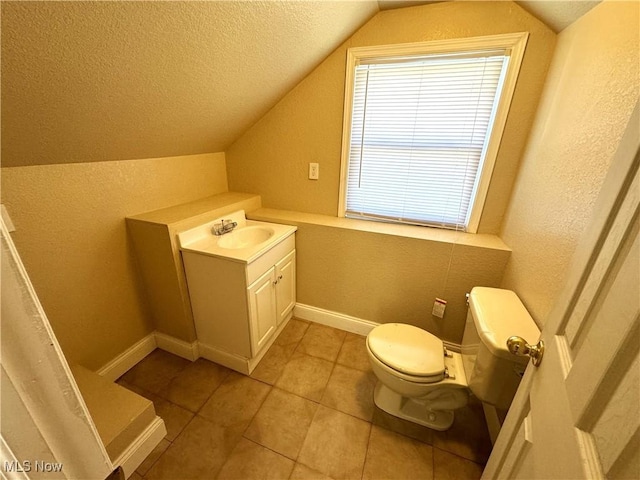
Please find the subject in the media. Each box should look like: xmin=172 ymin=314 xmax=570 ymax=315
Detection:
xmin=178 ymin=210 xmax=297 ymax=263
xmin=217 ymin=226 xmax=275 ymax=249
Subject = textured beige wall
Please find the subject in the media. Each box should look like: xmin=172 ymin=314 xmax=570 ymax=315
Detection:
xmin=295 ymin=223 xmax=510 ymax=344
xmin=227 ymin=1 xmax=556 ymax=235
xmin=250 ymin=209 xmax=511 ymax=344
xmin=1 ymin=153 xmax=228 ymax=370
xmin=500 ymin=0 xmax=639 ymax=326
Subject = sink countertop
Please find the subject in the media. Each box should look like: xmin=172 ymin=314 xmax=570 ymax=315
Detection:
xmin=179 ymin=217 xmax=296 ymax=264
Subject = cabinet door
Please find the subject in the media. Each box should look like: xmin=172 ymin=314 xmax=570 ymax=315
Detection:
xmin=247 ymin=267 xmax=277 ymax=355
xmin=275 ymin=250 xmax=296 ymax=325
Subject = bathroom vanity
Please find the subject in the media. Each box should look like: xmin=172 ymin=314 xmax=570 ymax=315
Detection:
xmin=126 ymin=192 xmax=262 ymax=348
xmin=179 ymin=210 xmax=297 ymax=374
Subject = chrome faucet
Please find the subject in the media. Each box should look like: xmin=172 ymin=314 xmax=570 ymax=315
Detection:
xmin=212 ymin=219 xmax=238 ymax=236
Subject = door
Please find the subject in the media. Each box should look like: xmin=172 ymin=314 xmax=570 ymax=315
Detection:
xmin=275 ymin=250 xmax=296 ymax=325
xmin=248 ymin=267 xmax=277 ymax=355
xmin=483 ymin=104 xmax=639 ymax=479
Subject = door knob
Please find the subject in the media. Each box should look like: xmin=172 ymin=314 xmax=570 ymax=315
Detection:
xmin=507 ymin=336 xmax=544 ymax=367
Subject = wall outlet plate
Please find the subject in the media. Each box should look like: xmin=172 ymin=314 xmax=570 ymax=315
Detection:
xmin=432 ymin=298 xmax=447 ymax=318
xmin=308 ymin=162 xmax=319 ymax=180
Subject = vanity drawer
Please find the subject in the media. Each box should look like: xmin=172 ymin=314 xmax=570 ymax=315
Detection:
xmin=246 ymin=233 xmax=295 ymax=285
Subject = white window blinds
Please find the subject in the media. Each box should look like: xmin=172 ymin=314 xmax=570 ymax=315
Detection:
xmin=345 ymin=51 xmax=510 ymax=230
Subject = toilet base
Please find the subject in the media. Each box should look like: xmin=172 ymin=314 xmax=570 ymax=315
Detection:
xmin=373 ymin=382 xmax=455 ymax=431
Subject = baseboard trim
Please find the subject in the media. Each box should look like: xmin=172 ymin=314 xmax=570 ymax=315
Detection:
xmin=97 ymin=332 xmax=199 ymax=380
xmin=96 ymin=334 xmax=157 ymax=382
xmin=293 ymin=303 xmax=378 ymax=336
xmin=294 ymin=303 xmax=462 ymax=352
xmin=113 ymin=416 xmax=167 ymax=479
xmin=154 ymin=332 xmax=199 ymax=361
xmin=98 ymin=310 xmax=461 ymax=381
xmin=444 ymin=341 xmax=461 ymax=353
xmin=198 ymin=343 xmax=249 ymax=375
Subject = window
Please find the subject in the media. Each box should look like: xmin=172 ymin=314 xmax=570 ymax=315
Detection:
xmin=338 ymin=33 xmax=528 ymax=232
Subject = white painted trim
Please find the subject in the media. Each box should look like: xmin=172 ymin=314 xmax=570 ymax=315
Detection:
xmin=154 ymin=332 xmax=199 ymax=361
xmin=197 ymin=343 xmax=250 ymax=375
xmin=96 ymin=312 xmax=460 ymax=381
xmin=443 ymin=341 xmax=461 ymax=353
xmin=337 ymin=32 xmax=530 ymax=233
xmin=96 ymin=332 xmax=197 ymax=381
xmin=1 ymin=205 xmax=16 ymax=233
xmin=96 ymin=334 xmax=157 ymax=382
xmin=466 ymin=32 xmax=529 ymax=233
xmin=113 ymin=416 xmax=167 ymax=479
xmin=294 ymin=303 xmax=462 ymax=353
xmin=294 ymin=303 xmax=378 ymax=336
xmin=0 ymin=436 xmax=30 ymax=480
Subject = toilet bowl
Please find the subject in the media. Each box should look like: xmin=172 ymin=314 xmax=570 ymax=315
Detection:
xmin=366 ymin=323 xmax=468 ymax=431
xmin=366 ymin=287 xmax=540 ymax=432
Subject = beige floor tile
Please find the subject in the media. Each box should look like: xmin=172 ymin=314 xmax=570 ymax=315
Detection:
xmin=250 ymin=342 xmax=297 ymax=385
xmin=290 ymin=463 xmax=336 ymax=480
xmin=120 ymin=349 xmax=190 ymax=395
xmin=336 ymin=333 xmax=372 ymax=372
xmin=116 ymin=379 xmax=158 ymax=402
xmin=433 ymin=448 xmax=484 ymax=480
xmin=153 ymin=398 xmax=195 ymax=441
xmin=136 ymin=438 xmax=170 ymax=476
xmin=160 ymin=358 xmax=232 ymax=412
xmin=298 ymin=405 xmax=371 ymax=480
xmin=118 ymin=379 xmax=194 ymax=444
xmin=199 ymin=372 xmax=271 ymax=429
xmin=432 ymin=400 xmax=492 ymax=464
xmin=362 ymin=425 xmax=433 ymax=480
xmin=371 ymin=406 xmax=434 ymax=445
xmin=216 ymin=438 xmax=295 ymax=480
xmin=275 ymin=318 xmax=310 ymax=347
xmin=145 ymin=416 xmax=244 ymax=480
xmin=296 ymin=323 xmax=346 ymax=362
xmin=128 ymin=472 xmax=143 ymax=480
xmin=275 ymin=352 xmax=334 ymax=402
xmin=244 ymin=387 xmax=318 ymax=460
xmin=321 ymin=364 xmax=376 ymax=421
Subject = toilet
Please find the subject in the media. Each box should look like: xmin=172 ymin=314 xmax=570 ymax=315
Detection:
xmin=366 ymin=286 xmax=540 ymax=431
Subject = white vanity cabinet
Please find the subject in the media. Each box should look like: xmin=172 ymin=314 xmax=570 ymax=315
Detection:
xmin=248 ymin=249 xmax=296 ymax=354
xmin=181 ymin=229 xmax=296 ymax=374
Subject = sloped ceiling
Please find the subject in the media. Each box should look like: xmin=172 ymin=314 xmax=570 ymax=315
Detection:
xmin=1 ymin=1 xmax=379 ymax=167
xmin=1 ymin=1 xmax=599 ymax=167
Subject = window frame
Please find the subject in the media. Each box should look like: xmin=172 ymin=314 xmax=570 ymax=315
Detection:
xmin=337 ymin=32 xmax=529 ymax=233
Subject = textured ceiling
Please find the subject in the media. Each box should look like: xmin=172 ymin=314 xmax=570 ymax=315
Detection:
xmin=1 ymin=1 xmax=378 ymax=167
xmin=516 ymin=0 xmax=600 ymax=32
xmin=1 ymin=1 xmax=598 ymax=167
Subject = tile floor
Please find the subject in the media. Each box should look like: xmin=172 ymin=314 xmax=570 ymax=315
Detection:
xmin=117 ymin=319 xmax=492 ymax=480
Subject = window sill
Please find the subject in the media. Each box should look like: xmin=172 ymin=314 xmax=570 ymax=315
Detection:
xmin=247 ymin=208 xmax=510 ymax=252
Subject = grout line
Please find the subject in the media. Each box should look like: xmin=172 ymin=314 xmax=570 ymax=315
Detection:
xmin=359 ymin=422 xmax=374 ymax=480
xmin=431 ymin=444 xmax=488 ymax=467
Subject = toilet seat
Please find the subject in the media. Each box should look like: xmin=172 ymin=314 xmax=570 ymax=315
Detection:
xmin=367 ymin=323 xmax=445 ymax=383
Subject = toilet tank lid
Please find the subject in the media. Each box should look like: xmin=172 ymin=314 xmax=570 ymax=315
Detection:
xmin=469 ymin=287 xmax=540 ymax=361
xmin=367 ymin=323 xmax=445 ymax=377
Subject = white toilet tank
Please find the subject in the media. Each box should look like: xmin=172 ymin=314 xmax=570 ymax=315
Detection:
xmin=461 ymin=287 xmax=540 ymax=410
